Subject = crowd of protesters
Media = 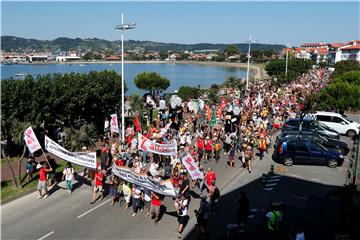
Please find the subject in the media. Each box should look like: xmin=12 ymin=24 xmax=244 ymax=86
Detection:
xmin=33 ymin=67 xmax=330 ymax=239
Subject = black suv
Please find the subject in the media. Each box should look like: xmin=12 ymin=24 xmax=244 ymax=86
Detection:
xmin=282 ymin=119 xmax=340 ymax=139
xmin=272 ymin=137 xmax=344 ymax=167
xmin=278 ymin=131 xmax=349 ymax=155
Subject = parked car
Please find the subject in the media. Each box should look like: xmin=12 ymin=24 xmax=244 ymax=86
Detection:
xmin=282 ymin=118 xmax=340 ymax=139
xmin=272 ymin=137 xmax=344 ymax=168
xmin=278 ymin=131 xmax=349 ymax=155
xmin=304 ymin=111 xmax=360 ymax=137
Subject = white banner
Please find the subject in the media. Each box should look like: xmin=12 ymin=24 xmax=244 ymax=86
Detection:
xmin=138 ymin=133 xmax=177 ymax=156
xmin=181 ymin=154 xmax=204 ymax=180
xmin=112 ymin=165 xmax=176 ymax=197
xmin=24 ymin=126 xmax=42 ymax=153
xmin=110 ymin=114 xmax=119 ymax=133
xmin=44 ymin=136 xmax=97 ymax=169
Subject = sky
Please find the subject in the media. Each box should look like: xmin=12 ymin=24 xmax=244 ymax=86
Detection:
xmin=1 ymin=1 xmax=359 ymax=46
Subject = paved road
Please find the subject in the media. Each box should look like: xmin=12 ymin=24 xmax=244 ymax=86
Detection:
xmin=1 ymin=134 xmax=354 ymax=240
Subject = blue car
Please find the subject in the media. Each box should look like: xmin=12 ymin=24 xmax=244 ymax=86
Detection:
xmin=272 ymin=137 xmax=344 ymax=168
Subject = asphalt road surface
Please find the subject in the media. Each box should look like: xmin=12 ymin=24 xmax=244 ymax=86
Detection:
xmin=1 ymin=133 xmax=355 ymax=240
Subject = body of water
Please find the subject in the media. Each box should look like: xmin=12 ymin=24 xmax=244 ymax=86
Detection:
xmin=0 ymin=63 xmax=247 ymax=94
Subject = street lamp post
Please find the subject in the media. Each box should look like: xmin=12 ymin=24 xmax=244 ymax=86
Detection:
xmin=246 ymin=35 xmax=256 ymax=91
xmin=115 ymin=13 xmax=136 ymax=143
xmin=285 ymin=43 xmax=290 ymax=77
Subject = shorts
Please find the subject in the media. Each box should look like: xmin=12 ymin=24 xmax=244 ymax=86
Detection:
xmin=205 ymin=150 xmax=212 ymax=155
xmin=110 ymin=186 xmax=118 ymax=196
xmin=37 ymin=180 xmax=47 ymax=190
xmin=178 ymin=215 xmax=187 ymax=225
xmin=93 ymin=185 xmax=103 ymax=193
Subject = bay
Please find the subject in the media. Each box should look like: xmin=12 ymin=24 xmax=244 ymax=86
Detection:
xmin=0 ymin=63 xmax=247 ymax=95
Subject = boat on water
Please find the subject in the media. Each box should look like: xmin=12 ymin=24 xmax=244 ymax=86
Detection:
xmin=15 ymin=73 xmax=28 ymax=77
xmin=79 ymin=64 xmax=86 ymax=67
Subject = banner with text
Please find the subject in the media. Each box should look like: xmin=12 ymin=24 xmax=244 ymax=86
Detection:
xmin=44 ymin=136 xmax=96 ymax=169
xmin=138 ymin=133 xmax=177 ymax=156
xmin=24 ymin=126 xmax=42 ymax=153
xmin=181 ymin=154 xmax=204 ymax=180
xmin=110 ymin=114 xmax=119 ymax=133
xmin=112 ymin=165 xmax=176 ymax=197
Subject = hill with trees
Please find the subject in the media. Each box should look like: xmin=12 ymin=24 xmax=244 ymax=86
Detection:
xmin=1 ymin=36 xmax=286 ymax=53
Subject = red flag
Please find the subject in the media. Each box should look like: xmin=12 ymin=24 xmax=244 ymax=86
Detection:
xmin=134 ymin=114 xmax=141 ymax=132
xmin=220 ymin=97 xmax=227 ymax=110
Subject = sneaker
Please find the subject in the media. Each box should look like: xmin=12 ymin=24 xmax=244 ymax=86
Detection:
xmin=178 ymin=233 xmax=182 ymax=239
xmin=132 ymin=213 xmax=136 ymax=217
xmin=37 ymin=195 xmax=43 ymax=199
xmin=154 ymin=220 xmax=159 ymax=225
xmin=140 ymin=208 xmax=143 ymax=212
xmin=68 ymin=190 xmax=72 ymax=194
xmin=43 ymin=194 xmax=48 ymax=199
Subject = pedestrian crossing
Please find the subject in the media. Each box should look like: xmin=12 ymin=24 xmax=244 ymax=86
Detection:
xmin=262 ymin=173 xmax=281 ymax=191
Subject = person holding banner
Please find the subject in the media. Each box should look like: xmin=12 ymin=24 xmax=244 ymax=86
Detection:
xmin=90 ymin=167 xmax=105 ymax=204
xmin=150 ymin=191 xmax=162 ymax=224
xmin=37 ymin=163 xmax=52 ymax=199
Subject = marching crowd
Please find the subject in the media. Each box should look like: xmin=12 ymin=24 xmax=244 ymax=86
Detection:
xmin=33 ymin=67 xmax=330 ymax=239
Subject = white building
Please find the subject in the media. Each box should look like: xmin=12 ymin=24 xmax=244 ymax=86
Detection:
xmin=335 ymin=40 xmax=360 ymax=63
xmin=56 ymin=56 xmax=81 ymax=62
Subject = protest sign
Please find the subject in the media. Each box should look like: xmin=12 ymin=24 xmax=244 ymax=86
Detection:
xmin=24 ymin=126 xmax=41 ymax=153
xmin=112 ymin=165 xmax=176 ymax=197
xmin=44 ymin=136 xmax=96 ymax=169
xmin=138 ymin=133 xmax=177 ymax=156
xmin=181 ymin=154 xmax=204 ymax=180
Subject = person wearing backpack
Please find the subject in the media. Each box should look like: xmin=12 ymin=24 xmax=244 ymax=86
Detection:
xmin=266 ymin=202 xmax=283 ymax=239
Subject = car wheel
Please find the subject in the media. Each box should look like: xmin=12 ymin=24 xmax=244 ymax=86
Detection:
xmin=346 ymin=130 xmax=356 ymax=137
xmin=284 ymin=157 xmax=293 ymax=166
xmin=328 ymin=159 xmax=338 ymax=168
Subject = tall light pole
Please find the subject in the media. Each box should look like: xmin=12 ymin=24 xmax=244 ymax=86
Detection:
xmin=115 ymin=13 xmax=136 ymax=143
xmin=246 ymin=35 xmax=256 ymax=91
xmin=285 ymin=43 xmax=290 ymax=76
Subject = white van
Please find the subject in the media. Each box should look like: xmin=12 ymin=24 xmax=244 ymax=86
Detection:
xmin=306 ymin=111 xmax=360 ymax=137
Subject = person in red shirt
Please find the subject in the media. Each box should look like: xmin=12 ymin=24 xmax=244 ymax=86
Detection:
xmin=150 ymin=191 xmax=163 ymax=224
xmin=204 ymin=136 xmax=213 ymax=162
xmin=205 ymin=168 xmax=216 ymax=187
xmin=90 ymin=167 xmax=104 ymax=204
xmin=196 ymin=137 xmax=204 ymax=162
xmin=37 ymin=163 xmax=52 ymax=199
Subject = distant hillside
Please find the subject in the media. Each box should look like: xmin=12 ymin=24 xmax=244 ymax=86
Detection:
xmin=1 ymin=36 xmax=286 ymax=53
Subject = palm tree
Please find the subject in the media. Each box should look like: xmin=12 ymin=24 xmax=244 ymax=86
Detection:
xmin=64 ymin=124 xmax=97 ymax=151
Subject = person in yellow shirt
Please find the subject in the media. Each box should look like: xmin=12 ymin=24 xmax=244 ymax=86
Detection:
xmin=213 ymin=140 xmax=221 ymax=163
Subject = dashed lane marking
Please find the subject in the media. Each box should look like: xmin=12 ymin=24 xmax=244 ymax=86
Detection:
xmin=37 ymin=231 xmax=54 ymax=240
xmin=77 ymin=199 xmax=112 ymax=219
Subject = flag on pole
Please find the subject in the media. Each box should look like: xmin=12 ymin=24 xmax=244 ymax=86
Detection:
xmin=134 ymin=114 xmax=141 ymax=132
xmin=24 ymin=126 xmax=41 ymax=153
xmin=210 ymin=109 xmax=217 ymax=126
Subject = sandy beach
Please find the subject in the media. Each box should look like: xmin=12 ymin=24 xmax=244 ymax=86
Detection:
xmin=55 ymin=60 xmax=267 ymax=80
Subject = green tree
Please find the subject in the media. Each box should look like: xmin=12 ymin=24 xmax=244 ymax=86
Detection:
xmin=133 ymin=72 xmax=170 ymax=95
xmin=1 ymin=70 xmax=123 ymax=132
xmin=265 ymin=59 xmax=313 ymax=83
xmin=64 ymin=124 xmax=97 ymax=151
xmin=332 ymin=61 xmax=360 ymax=78
xmin=214 ymin=53 xmax=225 ymax=62
xmin=224 ymin=45 xmax=240 ymax=57
xmin=177 ymin=86 xmax=200 ymax=101
xmin=159 ymin=51 xmax=168 ymax=60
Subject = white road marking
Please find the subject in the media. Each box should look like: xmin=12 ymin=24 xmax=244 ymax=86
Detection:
xmin=265 ymin=183 xmax=278 ymax=187
xmin=37 ymin=231 xmax=54 ymax=240
xmin=77 ymin=199 xmax=111 ymax=219
xmin=269 ymin=175 xmax=282 ymax=179
xmin=292 ymin=195 xmax=309 ymax=200
xmin=266 ymin=178 xmax=280 ymax=182
xmin=263 ymin=187 xmax=274 ymax=191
